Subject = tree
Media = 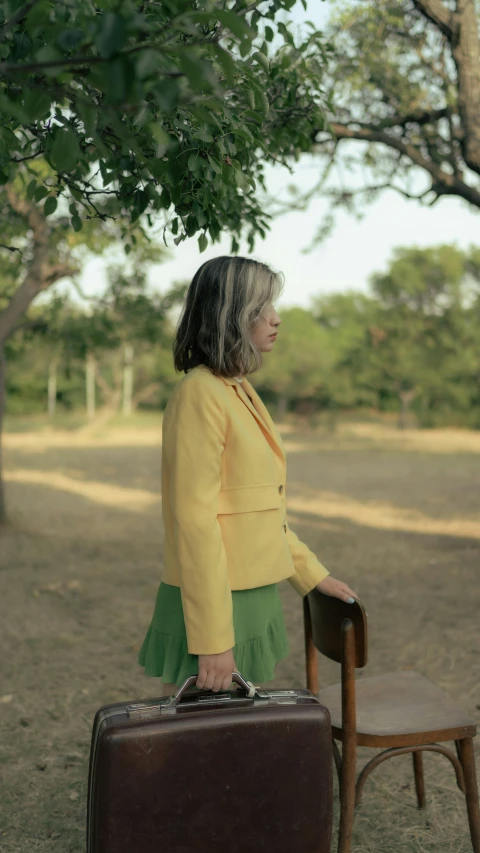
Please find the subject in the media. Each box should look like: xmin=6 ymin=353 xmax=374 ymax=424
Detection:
xmin=311 ymin=247 xmax=480 ymax=428
xmin=312 ymin=291 xmax=379 ymax=411
xmin=56 ymin=267 xmax=183 ymax=417
xmin=0 ymin=0 xmax=331 ymax=251
xmin=360 ymin=245 xmax=480 ymax=427
xmin=274 ymin=0 xmax=480 ymax=241
xmin=0 ymin=182 xmax=164 ymax=521
xmin=256 ymin=306 xmax=336 ymax=419
xmin=5 ymin=283 xmax=182 ymax=420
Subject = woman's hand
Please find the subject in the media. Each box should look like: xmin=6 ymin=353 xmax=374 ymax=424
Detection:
xmin=197 ymin=648 xmax=237 ymax=692
xmin=316 ymin=575 xmax=358 ymax=603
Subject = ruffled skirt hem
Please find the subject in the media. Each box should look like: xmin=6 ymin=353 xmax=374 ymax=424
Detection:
xmin=138 ymin=614 xmax=289 ymax=686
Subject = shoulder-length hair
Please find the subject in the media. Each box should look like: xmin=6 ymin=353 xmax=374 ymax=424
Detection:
xmin=173 ymin=256 xmax=284 ymax=377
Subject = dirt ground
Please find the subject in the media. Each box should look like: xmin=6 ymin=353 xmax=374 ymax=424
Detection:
xmin=1 ymin=416 xmax=479 ymax=852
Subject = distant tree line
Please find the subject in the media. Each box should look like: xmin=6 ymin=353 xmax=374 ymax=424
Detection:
xmin=5 ymin=266 xmax=184 ymax=419
xmin=6 ymin=243 xmax=480 ymax=431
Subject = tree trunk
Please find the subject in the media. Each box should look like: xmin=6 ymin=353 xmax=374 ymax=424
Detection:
xmin=47 ymin=360 xmax=57 ymax=417
xmin=0 ymin=186 xmax=77 ymax=344
xmin=397 ymin=388 xmax=417 ymax=429
xmin=132 ymin=381 xmax=162 ymax=411
xmin=86 ymin=355 xmax=96 ymax=419
xmin=79 ymin=361 xmax=123 ymax=434
xmin=0 ymin=347 xmax=6 ymax=524
xmin=451 ymin=0 xmax=480 ymax=174
xmin=122 ymin=344 xmax=134 ymax=416
xmin=0 ymin=187 xmax=77 ymax=524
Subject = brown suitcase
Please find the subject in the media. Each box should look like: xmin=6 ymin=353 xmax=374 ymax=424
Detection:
xmin=87 ymin=672 xmax=333 ymax=853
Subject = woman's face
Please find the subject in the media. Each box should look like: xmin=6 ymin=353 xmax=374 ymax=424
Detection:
xmin=250 ymin=302 xmax=281 ymax=352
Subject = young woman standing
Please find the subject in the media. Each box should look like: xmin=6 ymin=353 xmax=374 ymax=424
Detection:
xmin=138 ymin=256 xmax=357 ymax=695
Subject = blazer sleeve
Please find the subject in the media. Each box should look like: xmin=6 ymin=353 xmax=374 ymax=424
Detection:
xmin=284 ymin=522 xmax=329 ymax=596
xmin=163 ymin=377 xmax=234 ymax=655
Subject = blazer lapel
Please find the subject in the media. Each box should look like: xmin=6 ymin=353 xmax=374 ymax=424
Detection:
xmin=196 ymin=366 xmax=284 ymax=459
xmin=231 ymin=377 xmax=285 ymax=460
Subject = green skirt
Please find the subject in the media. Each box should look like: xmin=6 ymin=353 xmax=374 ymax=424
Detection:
xmin=138 ymin=581 xmax=289 ymax=686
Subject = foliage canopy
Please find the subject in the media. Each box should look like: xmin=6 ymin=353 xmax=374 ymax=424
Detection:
xmin=0 ymin=0 xmax=331 ymax=253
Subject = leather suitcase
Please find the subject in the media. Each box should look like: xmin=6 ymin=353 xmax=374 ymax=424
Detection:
xmin=87 ymin=671 xmax=333 ymax=853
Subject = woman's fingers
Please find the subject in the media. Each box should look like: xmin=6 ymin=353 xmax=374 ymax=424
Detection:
xmin=339 ymin=582 xmax=359 ymax=601
xmin=213 ymin=675 xmax=225 ymax=693
xmin=197 ymin=649 xmax=236 ymax=691
xmin=198 ymin=672 xmax=212 ymax=690
xmin=196 ymin=669 xmax=207 ymax=689
xmin=196 ymin=667 xmax=235 ymax=691
xmin=317 ymin=575 xmax=359 ymax=603
xmin=335 ymin=582 xmax=358 ymax=603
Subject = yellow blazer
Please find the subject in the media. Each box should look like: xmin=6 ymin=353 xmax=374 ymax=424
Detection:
xmin=161 ymin=364 xmax=329 ymax=654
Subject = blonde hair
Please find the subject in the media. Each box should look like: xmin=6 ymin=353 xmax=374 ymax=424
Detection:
xmin=173 ymin=256 xmax=284 ymax=376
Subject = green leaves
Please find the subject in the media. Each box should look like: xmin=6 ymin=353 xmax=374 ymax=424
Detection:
xmin=49 ymin=130 xmax=81 ymax=173
xmin=43 ymin=196 xmax=57 ymax=216
xmin=56 ymin=28 xmax=85 ymax=51
xmin=26 ymin=179 xmax=37 ymax=199
xmin=0 ymin=0 xmax=330 ymax=252
xmin=23 ymin=90 xmax=51 ymax=122
xmin=71 ymin=213 xmax=82 ymax=232
xmin=34 ymin=185 xmax=48 ymax=202
xmin=215 ymin=10 xmax=256 ymax=43
xmin=211 ymin=44 xmax=236 ymax=84
xmin=148 ymin=122 xmax=172 ymax=157
xmin=207 ymin=154 xmax=221 ymax=174
xmin=96 ymin=12 xmax=127 ymax=59
xmin=251 ymin=51 xmax=270 ymax=72
xmin=188 ymin=152 xmax=203 ymax=173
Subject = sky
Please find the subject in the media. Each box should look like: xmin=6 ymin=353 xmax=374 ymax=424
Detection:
xmin=74 ymin=0 xmax=480 ymax=311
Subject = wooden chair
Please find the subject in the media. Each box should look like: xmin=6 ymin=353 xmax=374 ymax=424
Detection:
xmin=303 ymin=590 xmax=480 ymax=853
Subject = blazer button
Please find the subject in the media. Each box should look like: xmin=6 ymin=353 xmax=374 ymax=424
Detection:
xmin=278 ymin=484 xmax=284 ymax=494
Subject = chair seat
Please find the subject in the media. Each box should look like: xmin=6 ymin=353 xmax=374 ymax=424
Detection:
xmin=318 ymin=670 xmax=476 ymax=747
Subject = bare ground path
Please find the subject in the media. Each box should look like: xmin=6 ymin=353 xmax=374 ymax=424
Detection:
xmin=1 ymin=418 xmax=479 ymax=852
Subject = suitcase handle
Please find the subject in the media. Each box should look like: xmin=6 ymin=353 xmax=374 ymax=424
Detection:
xmin=172 ymin=671 xmax=257 ymax=706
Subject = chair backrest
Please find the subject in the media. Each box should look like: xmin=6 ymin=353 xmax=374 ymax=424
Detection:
xmin=306 ymin=590 xmax=368 ymax=668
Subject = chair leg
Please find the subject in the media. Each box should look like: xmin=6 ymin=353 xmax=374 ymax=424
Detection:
xmin=458 ymin=738 xmax=480 ymax=853
xmin=338 ymin=744 xmax=356 ymax=853
xmin=413 ymin=751 xmax=426 ymax=808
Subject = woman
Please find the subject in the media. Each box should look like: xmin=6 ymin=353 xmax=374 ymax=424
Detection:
xmin=138 ymin=256 xmax=357 ymax=695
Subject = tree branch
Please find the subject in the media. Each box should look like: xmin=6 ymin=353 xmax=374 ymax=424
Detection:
xmin=0 ymin=244 xmax=21 ymax=253
xmin=0 ymin=0 xmax=42 ymax=44
xmin=411 ymin=0 xmax=454 ymax=39
xmin=366 ymin=106 xmax=450 ymax=130
xmin=0 ymin=186 xmax=78 ymax=345
xmin=94 ymin=369 xmax=114 ymax=398
xmin=70 ymin=277 xmax=96 ymax=303
xmin=316 ymin=122 xmax=480 ymax=209
xmin=348 ymin=182 xmax=436 ymax=204
xmin=132 ymin=381 xmax=162 ymax=409
xmin=0 ymin=51 xmax=186 ymax=76
xmin=0 ymin=23 xmax=227 ymax=77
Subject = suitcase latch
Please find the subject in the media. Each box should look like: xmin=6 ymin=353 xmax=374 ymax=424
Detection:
xmin=255 ymin=690 xmax=299 ymax=705
xmin=126 ymin=701 xmax=167 ymax=719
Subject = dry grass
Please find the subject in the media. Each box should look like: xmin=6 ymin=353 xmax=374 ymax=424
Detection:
xmin=1 ymin=415 xmax=479 ymax=852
